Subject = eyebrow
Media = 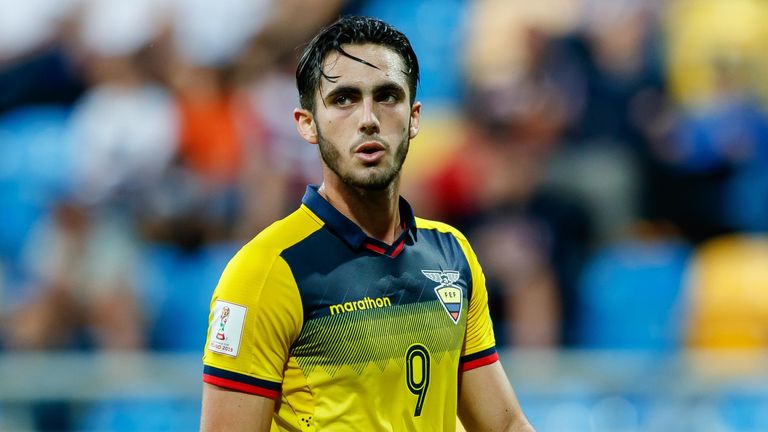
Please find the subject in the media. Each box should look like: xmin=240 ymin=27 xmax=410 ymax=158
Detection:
xmin=323 ymin=82 xmax=406 ymax=102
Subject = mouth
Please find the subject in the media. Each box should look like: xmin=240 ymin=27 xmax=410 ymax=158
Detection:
xmin=354 ymin=141 xmax=386 ymax=163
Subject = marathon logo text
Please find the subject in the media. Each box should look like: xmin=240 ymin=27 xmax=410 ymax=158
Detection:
xmin=330 ymin=296 xmax=391 ymax=315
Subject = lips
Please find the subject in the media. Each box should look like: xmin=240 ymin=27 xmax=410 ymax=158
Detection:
xmin=354 ymin=141 xmax=386 ymax=163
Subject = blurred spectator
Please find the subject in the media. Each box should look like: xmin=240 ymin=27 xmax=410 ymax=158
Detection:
xmin=424 ymin=122 xmax=592 ymax=348
xmin=138 ymin=163 xmax=214 ymax=249
xmin=545 ymin=2 xmax=663 ymax=242
xmin=3 ymin=197 xmax=147 ymax=431
xmin=5 ymin=0 xmax=768 ymax=429
xmin=67 ymin=54 xmax=178 ymax=205
xmin=421 ymin=25 xmax=593 ymax=347
xmin=643 ymin=0 xmax=768 ymax=243
xmin=643 ymin=56 xmax=768 ymax=243
xmin=235 ymin=59 xmax=323 ymax=237
xmin=564 ymin=1 xmax=665 ymax=149
xmin=165 ymin=58 xmax=245 ymax=242
xmin=65 ymin=0 xmax=178 ymax=207
xmin=170 ymin=64 xmax=242 ymax=188
xmin=4 ymin=202 xmax=144 ymax=350
xmin=0 ymin=0 xmax=84 ymax=113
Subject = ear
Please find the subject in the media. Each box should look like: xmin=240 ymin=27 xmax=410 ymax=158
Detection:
xmin=294 ymin=108 xmax=318 ymax=144
xmin=408 ymin=102 xmax=422 ymax=139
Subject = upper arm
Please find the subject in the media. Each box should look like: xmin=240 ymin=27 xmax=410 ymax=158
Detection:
xmin=201 ymin=247 xmax=303 ymax=424
xmin=458 ymin=362 xmax=535 ymax=432
xmin=201 ymin=383 xmax=275 ymax=432
xmin=454 ymin=233 xmax=534 ymax=430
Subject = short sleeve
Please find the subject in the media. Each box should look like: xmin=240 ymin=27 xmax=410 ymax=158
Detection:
xmin=202 ymin=245 xmax=303 ymax=399
xmin=458 ymin=239 xmax=499 ymax=372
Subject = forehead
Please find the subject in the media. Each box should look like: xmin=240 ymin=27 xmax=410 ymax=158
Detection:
xmin=320 ymin=43 xmax=409 ymax=89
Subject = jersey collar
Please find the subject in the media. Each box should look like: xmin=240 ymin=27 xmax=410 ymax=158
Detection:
xmin=301 ymin=184 xmax=418 ymax=256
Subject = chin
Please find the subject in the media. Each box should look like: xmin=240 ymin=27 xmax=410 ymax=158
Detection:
xmin=354 ymin=171 xmax=400 ymax=191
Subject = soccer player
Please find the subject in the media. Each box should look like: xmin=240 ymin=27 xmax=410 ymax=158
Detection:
xmin=200 ymin=16 xmax=535 ymax=432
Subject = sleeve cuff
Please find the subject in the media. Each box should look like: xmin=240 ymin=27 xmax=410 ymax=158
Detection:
xmin=203 ymin=365 xmax=281 ymax=399
xmin=459 ymin=347 xmax=499 ymax=372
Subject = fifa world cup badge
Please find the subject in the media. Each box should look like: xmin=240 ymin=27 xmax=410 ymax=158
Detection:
xmin=216 ymin=306 xmax=231 ymax=340
xmin=208 ymin=300 xmax=246 ymax=357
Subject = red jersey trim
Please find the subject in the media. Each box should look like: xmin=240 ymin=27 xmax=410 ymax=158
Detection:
xmin=203 ymin=374 xmax=280 ymax=399
xmin=390 ymin=239 xmax=406 ymax=258
xmin=364 ymin=243 xmax=386 ymax=254
xmin=460 ymin=351 xmax=499 ymax=372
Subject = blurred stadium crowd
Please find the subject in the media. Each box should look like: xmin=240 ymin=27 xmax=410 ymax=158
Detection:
xmin=2 ymin=0 xmax=768 ymax=430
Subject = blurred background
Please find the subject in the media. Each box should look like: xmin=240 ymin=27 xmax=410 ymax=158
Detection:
xmin=2 ymin=0 xmax=768 ymax=430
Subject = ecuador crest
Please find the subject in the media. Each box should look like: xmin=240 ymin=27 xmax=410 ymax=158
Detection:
xmin=422 ymin=270 xmax=462 ymax=324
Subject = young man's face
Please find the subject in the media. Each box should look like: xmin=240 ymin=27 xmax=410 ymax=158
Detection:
xmin=296 ymin=43 xmax=421 ymax=190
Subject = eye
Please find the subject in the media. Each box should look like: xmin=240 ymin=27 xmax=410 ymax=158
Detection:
xmin=334 ymin=94 xmax=353 ymax=106
xmin=377 ymin=92 xmax=399 ymax=104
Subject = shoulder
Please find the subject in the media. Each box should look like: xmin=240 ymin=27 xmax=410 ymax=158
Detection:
xmin=222 ymin=206 xmax=323 ymax=281
xmin=240 ymin=205 xmax=323 ymax=260
xmin=211 ymin=207 xmax=322 ymax=315
xmin=415 ymin=217 xmax=481 ymax=269
xmin=415 ymin=217 xmax=469 ymax=243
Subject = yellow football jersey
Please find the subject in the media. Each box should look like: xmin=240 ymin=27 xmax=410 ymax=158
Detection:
xmin=203 ymin=186 xmax=498 ymax=431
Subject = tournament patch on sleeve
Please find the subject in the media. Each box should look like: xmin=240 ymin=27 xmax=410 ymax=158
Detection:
xmin=208 ymin=300 xmax=247 ymax=357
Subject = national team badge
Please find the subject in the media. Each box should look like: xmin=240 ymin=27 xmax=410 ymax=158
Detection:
xmin=422 ymin=270 xmax=462 ymax=324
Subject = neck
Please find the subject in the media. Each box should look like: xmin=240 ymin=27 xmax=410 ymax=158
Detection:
xmin=318 ymin=176 xmax=402 ymax=245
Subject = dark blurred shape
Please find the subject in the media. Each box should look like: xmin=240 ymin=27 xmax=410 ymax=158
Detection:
xmin=643 ymin=58 xmax=768 ymax=243
xmin=423 ymin=26 xmax=594 ymax=347
xmin=563 ymin=5 xmax=665 ymax=150
xmin=0 ymin=47 xmax=85 ymax=114
xmin=7 ymin=201 xmax=145 ymax=351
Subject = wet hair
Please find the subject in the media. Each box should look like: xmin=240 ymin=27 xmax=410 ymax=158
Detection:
xmin=296 ymin=16 xmax=419 ymax=112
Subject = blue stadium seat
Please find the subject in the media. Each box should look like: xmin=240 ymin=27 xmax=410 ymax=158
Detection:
xmin=77 ymin=398 xmax=201 ymax=432
xmin=574 ymin=239 xmax=692 ymax=350
xmin=138 ymin=242 xmax=239 ymax=351
xmin=716 ymin=392 xmax=763 ymax=432
xmin=0 ymin=106 xmax=73 ymax=262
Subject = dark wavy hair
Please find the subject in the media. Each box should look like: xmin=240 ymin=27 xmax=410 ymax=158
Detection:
xmin=296 ymin=16 xmax=419 ymax=112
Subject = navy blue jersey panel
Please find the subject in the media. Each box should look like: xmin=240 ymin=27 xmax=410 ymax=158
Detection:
xmin=281 ymin=225 xmax=473 ymax=323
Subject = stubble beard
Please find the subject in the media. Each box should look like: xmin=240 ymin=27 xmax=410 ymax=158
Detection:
xmin=317 ymin=125 xmax=410 ymax=191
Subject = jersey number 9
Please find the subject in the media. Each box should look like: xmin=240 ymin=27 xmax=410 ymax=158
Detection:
xmin=405 ymin=344 xmax=431 ymax=416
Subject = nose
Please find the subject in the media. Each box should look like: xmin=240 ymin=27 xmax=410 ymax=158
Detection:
xmin=358 ymin=97 xmax=380 ymax=135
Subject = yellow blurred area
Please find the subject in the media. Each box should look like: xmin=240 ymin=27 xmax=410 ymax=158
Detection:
xmin=686 ymin=235 xmax=768 ymax=376
xmin=665 ymin=0 xmax=768 ymax=107
xmin=464 ymin=0 xmax=582 ymax=84
xmin=403 ymin=111 xmax=467 ymax=185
